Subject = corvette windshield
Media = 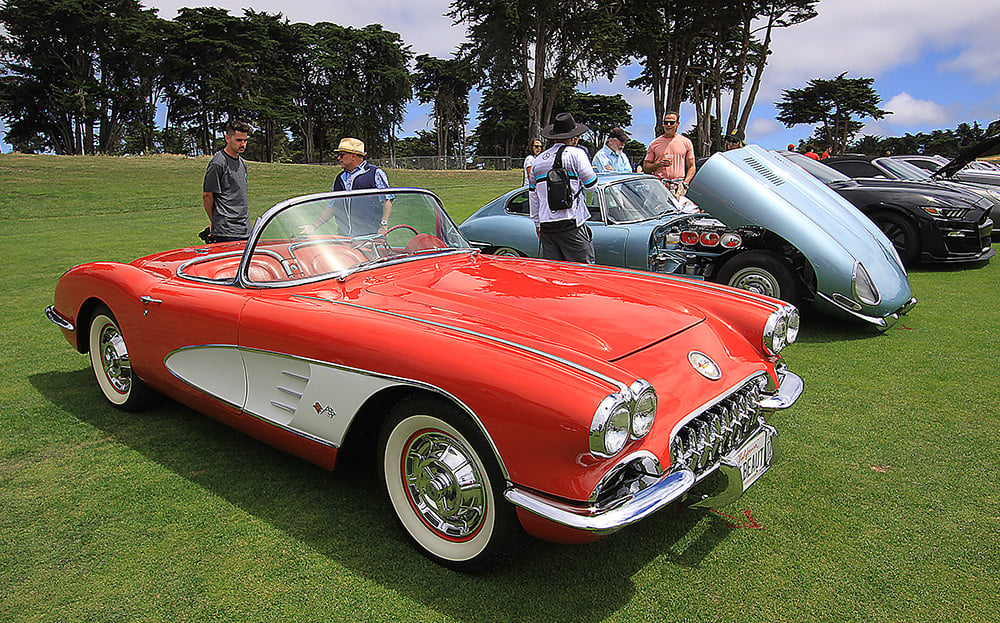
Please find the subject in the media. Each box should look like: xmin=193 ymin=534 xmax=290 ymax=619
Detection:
xmin=602 ymin=178 xmax=684 ymax=223
xmin=246 ymin=189 xmax=471 ymax=284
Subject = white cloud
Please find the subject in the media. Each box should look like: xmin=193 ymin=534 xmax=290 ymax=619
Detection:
xmin=883 ymin=92 xmax=949 ymax=126
xmin=762 ymin=0 xmax=1000 ymax=98
xmin=141 ymin=1 xmax=466 ymax=57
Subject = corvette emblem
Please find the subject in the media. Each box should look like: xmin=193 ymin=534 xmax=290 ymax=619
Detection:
xmin=312 ymin=402 xmax=337 ymax=418
xmin=688 ymin=351 xmax=722 ymax=380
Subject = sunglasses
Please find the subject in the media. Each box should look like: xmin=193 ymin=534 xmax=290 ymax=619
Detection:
xmin=663 ymin=120 xmax=679 ymax=125
xmin=532 ymin=144 xmax=542 ymax=148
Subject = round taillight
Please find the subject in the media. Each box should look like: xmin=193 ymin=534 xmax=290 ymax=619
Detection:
xmin=700 ymin=232 xmax=720 ymax=247
xmin=680 ymin=231 xmax=700 ymax=245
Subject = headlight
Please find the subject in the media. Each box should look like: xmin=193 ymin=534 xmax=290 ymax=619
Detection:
xmin=629 ymin=380 xmax=657 ymax=438
xmin=920 ymin=206 xmax=969 ymax=218
xmin=763 ymin=305 xmax=799 ymax=355
xmin=590 ymin=380 xmax=658 ymax=458
xmin=852 ymin=262 xmax=880 ymax=306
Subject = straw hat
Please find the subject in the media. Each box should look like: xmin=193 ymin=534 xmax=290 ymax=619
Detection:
xmin=335 ymin=137 xmax=366 ymax=156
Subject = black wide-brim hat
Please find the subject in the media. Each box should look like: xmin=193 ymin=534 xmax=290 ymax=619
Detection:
xmin=541 ymin=112 xmax=590 ymax=140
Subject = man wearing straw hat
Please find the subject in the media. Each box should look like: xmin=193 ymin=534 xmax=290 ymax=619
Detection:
xmin=301 ymin=137 xmax=392 ymax=235
xmin=528 ymin=112 xmax=599 ymax=264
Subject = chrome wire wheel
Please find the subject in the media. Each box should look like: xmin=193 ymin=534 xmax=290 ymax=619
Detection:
xmin=88 ymin=305 xmax=150 ymax=411
xmin=379 ymin=397 xmax=519 ymax=572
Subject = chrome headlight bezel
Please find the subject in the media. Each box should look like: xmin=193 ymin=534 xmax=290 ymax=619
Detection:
xmin=763 ymin=305 xmax=800 ymax=356
xmin=590 ymin=380 xmax=658 ymax=458
xmin=852 ymin=261 xmax=881 ymax=306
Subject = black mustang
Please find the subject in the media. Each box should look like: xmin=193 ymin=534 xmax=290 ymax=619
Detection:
xmin=779 ymin=151 xmax=994 ymax=266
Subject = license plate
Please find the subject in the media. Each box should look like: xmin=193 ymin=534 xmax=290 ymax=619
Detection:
xmin=725 ymin=429 xmax=772 ymax=491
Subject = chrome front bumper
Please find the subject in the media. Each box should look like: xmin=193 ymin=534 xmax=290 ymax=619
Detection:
xmin=46 ymin=305 xmax=75 ymax=331
xmin=820 ymin=294 xmax=918 ymax=330
xmin=505 ymin=370 xmax=803 ymax=533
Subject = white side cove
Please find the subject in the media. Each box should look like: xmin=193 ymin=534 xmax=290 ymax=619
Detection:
xmin=164 ymin=345 xmax=395 ymax=446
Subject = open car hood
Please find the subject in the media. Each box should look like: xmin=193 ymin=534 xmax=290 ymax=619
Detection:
xmin=934 ymin=133 xmax=1000 ymax=179
xmin=688 ymin=146 xmax=910 ymax=304
xmin=364 ymin=257 xmax=707 ymax=361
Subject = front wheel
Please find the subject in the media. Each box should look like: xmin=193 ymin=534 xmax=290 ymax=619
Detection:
xmin=88 ymin=304 xmax=152 ymax=411
xmin=871 ymin=211 xmax=919 ymax=266
xmin=379 ymin=396 xmax=520 ymax=572
xmin=490 ymin=246 xmax=526 ymax=257
xmin=716 ymin=250 xmax=801 ymax=305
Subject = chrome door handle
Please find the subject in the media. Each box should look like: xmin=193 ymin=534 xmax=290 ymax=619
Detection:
xmin=140 ymin=296 xmax=163 ymax=305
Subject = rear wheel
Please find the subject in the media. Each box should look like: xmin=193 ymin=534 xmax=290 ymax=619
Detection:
xmin=379 ymin=395 xmax=520 ymax=572
xmin=88 ymin=305 xmax=151 ymax=411
xmin=490 ymin=246 xmax=525 ymax=257
xmin=871 ymin=211 xmax=919 ymax=266
xmin=716 ymin=250 xmax=800 ymax=304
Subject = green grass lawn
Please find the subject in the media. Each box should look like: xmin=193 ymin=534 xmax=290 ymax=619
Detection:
xmin=2 ymin=153 xmax=998 ymax=623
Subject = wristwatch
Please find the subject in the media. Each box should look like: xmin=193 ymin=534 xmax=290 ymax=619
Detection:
xmin=380 ymin=220 xmax=388 ymax=226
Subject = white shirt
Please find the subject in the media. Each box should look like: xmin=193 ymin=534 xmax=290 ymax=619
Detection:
xmin=528 ymin=143 xmax=598 ymax=226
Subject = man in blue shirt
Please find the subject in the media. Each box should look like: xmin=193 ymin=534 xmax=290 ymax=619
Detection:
xmin=592 ymin=127 xmax=634 ymax=174
xmin=301 ymin=137 xmax=393 ymax=235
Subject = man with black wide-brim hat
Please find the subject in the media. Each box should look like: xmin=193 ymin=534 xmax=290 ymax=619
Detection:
xmin=528 ymin=112 xmax=599 ymax=263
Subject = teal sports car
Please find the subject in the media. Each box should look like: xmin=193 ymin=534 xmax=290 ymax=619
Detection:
xmin=460 ymin=145 xmax=917 ymax=329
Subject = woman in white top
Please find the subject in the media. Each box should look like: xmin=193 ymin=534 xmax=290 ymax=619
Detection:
xmin=524 ymin=139 xmax=542 ymax=186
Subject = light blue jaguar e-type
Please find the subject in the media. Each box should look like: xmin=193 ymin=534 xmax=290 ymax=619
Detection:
xmin=460 ymin=145 xmax=916 ymax=328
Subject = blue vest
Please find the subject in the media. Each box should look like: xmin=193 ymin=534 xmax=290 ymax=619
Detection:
xmin=333 ymin=164 xmax=383 ymax=235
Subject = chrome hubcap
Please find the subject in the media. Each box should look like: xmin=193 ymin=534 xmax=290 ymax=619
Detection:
xmin=99 ymin=324 xmax=131 ymax=394
xmin=730 ymin=268 xmax=779 ymax=297
xmin=403 ymin=430 xmax=486 ymax=539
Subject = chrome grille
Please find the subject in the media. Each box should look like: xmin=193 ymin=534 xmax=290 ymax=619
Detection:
xmin=670 ymin=376 xmax=768 ymax=477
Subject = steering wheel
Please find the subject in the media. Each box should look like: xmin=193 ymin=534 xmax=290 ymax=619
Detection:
xmin=385 ymin=224 xmax=419 ymax=236
xmin=349 ymin=232 xmax=389 ymax=257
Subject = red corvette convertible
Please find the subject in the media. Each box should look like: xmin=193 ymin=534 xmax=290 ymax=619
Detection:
xmin=47 ymin=188 xmax=803 ymax=571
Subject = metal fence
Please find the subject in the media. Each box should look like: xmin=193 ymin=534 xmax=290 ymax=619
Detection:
xmin=367 ymin=155 xmax=525 ymax=171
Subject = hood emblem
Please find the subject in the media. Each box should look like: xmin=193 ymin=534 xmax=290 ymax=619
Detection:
xmin=688 ymin=351 xmax=722 ymax=380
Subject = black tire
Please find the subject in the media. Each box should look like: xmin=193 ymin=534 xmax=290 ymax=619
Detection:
xmin=716 ymin=250 xmax=801 ymax=304
xmin=490 ymin=246 xmax=525 ymax=257
xmin=871 ymin=211 xmax=919 ymax=266
xmin=378 ymin=395 xmax=520 ymax=572
xmin=88 ymin=304 xmax=152 ymax=411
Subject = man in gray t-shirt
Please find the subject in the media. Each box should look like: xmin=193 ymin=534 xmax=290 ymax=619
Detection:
xmin=202 ymin=120 xmax=251 ymax=242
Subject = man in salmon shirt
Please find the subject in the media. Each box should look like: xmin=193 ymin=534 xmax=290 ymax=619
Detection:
xmin=642 ymin=111 xmax=696 ymax=198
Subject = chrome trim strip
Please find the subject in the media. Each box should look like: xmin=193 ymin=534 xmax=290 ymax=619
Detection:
xmin=505 ymin=468 xmax=696 ymax=534
xmin=291 ymin=295 xmax=632 ymax=393
xmin=45 ymin=305 xmax=75 ymax=331
xmin=270 ymin=400 xmax=297 ymax=414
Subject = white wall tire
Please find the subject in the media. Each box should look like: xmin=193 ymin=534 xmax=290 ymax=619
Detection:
xmin=88 ymin=305 xmax=151 ymax=411
xmin=379 ymin=396 xmax=518 ymax=572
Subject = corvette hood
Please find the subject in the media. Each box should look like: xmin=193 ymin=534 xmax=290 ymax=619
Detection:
xmin=363 ymin=257 xmax=708 ymax=360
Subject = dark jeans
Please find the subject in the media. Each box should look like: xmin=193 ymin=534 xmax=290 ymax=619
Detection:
xmin=212 ymin=235 xmax=248 ymax=243
xmin=539 ymin=220 xmax=595 ymax=264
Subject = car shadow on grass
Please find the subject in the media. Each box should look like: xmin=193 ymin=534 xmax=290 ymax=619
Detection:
xmin=32 ymin=368 xmax=740 ymax=623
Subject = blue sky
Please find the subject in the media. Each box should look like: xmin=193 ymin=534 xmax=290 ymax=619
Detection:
xmin=3 ymin=0 xmax=998 ymax=153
